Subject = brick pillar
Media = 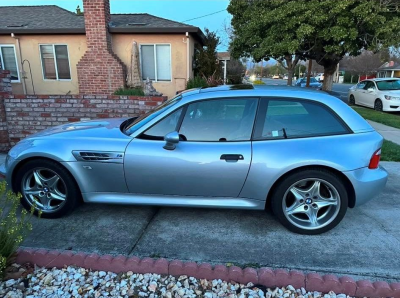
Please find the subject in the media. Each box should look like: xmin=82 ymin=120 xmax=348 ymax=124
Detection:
xmin=0 ymin=70 xmax=11 ymax=151
xmin=77 ymin=0 xmax=126 ymax=94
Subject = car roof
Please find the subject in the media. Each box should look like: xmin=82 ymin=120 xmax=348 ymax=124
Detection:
xmin=363 ymin=78 xmax=400 ymax=82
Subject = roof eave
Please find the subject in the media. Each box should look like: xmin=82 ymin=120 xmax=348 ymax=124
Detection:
xmin=0 ymin=28 xmax=85 ymax=34
xmin=109 ymin=26 xmax=205 ymax=45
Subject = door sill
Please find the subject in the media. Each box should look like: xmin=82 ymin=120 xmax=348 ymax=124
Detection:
xmin=83 ymin=193 xmax=265 ymax=210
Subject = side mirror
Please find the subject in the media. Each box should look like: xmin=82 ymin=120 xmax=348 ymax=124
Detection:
xmin=163 ymin=131 xmax=179 ymax=150
xmin=367 ymin=88 xmax=375 ymax=93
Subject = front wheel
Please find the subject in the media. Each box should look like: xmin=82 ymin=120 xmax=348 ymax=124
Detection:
xmin=271 ymin=169 xmax=348 ymax=235
xmin=14 ymin=159 xmax=81 ymax=218
xmin=374 ymin=99 xmax=383 ymax=112
xmin=349 ymin=95 xmax=356 ymax=105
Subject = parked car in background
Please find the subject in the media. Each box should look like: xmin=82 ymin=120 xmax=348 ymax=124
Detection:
xmin=1 ymin=85 xmax=387 ymax=235
xmin=272 ymin=75 xmax=280 ymax=79
xmin=294 ymin=77 xmax=322 ymax=89
xmin=316 ymin=73 xmax=324 ymax=82
xmin=348 ymin=78 xmax=400 ymax=112
xmin=283 ymin=75 xmax=289 ymax=80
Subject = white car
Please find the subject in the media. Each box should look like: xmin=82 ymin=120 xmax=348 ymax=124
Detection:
xmin=315 ymin=73 xmax=324 ymax=82
xmin=348 ymin=78 xmax=400 ymax=112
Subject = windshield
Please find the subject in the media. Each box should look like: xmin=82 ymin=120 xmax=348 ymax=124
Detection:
xmin=123 ymin=95 xmax=181 ymax=135
xmin=376 ymin=80 xmax=400 ymax=90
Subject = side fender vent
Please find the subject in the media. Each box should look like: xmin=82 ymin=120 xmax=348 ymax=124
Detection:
xmin=72 ymin=151 xmax=124 ymax=163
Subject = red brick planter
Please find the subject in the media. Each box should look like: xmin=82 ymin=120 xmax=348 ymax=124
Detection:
xmin=15 ymin=248 xmax=400 ymax=298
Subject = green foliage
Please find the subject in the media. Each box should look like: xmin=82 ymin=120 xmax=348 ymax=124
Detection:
xmin=252 ymin=80 xmax=265 ymax=85
xmin=294 ymin=64 xmax=307 ymax=76
xmin=193 ymin=28 xmax=221 ymax=78
xmin=228 ymin=0 xmax=400 ymax=90
xmin=0 ymin=182 xmax=34 ymax=278
xmin=203 ymin=71 xmax=223 ymax=87
xmin=353 ymin=107 xmax=400 ymax=129
xmin=114 ymin=87 xmax=145 ymax=96
xmin=186 ymin=76 xmax=208 ymax=89
xmin=381 ymin=140 xmax=400 ymax=162
xmin=343 ymin=72 xmax=359 ymax=83
xmin=226 ymin=59 xmax=246 ymax=84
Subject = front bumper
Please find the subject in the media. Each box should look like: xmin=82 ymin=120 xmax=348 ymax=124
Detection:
xmin=343 ymin=165 xmax=388 ymax=207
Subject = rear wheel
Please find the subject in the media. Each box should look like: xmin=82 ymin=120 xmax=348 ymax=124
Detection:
xmin=349 ymin=95 xmax=356 ymax=105
xmin=271 ymin=169 xmax=348 ymax=235
xmin=374 ymin=99 xmax=383 ymax=111
xmin=14 ymin=159 xmax=80 ymax=218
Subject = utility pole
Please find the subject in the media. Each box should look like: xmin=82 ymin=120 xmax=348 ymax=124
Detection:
xmin=260 ymin=61 xmax=263 ymax=78
xmin=306 ymin=59 xmax=312 ymax=87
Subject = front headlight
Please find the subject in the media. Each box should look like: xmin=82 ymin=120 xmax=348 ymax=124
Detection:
xmin=384 ymin=95 xmax=400 ymax=100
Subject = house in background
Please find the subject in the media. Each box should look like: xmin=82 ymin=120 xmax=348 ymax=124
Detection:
xmin=0 ymin=0 xmax=204 ymax=98
xmin=377 ymin=61 xmax=400 ymax=79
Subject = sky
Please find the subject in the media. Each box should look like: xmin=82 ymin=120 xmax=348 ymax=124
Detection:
xmin=0 ymin=0 xmax=231 ymax=50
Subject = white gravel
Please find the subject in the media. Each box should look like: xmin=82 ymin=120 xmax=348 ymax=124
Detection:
xmin=0 ymin=265 xmax=355 ymax=298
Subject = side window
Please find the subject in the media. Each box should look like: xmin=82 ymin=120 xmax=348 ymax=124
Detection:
xmin=357 ymin=82 xmax=367 ymax=89
xmin=179 ymin=98 xmax=258 ymax=141
xmin=363 ymin=81 xmax=375 ymax=90
xmin=141 ymin=108 xmax=183 ymax=140
xmin=254 ymin=99 xmax=348 ymax=139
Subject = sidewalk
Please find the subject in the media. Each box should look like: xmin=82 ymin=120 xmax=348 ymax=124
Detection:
xmin=368 ymin=120 xmax=400 ymax=145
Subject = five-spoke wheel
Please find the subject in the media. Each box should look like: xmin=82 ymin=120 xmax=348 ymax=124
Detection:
xmin=15 ymin=159 xmax=80 ymax=218
xmin=272 ymin=169 xmax=348 ymax=234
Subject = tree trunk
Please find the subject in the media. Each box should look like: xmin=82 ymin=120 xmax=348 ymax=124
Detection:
xmin=306 ymin=59 xmax=312 ymax=87
xmin=287 ymin=69 xmax=294 ymax=86
xmin=322 ymin=63 xmax=337 ymax=91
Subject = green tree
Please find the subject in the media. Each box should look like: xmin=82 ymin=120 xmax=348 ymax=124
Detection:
xmin=228 ymin=0 xmax=400 ymax=91
xmin=193 ymin=28 xmax=221 ymax=79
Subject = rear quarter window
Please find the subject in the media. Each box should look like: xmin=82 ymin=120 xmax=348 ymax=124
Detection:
xmin=253 ymin=99 xmax=350 ymax=140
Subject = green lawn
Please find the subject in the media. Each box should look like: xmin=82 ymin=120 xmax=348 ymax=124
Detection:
xmin=381 ymin=140 xmax=400 ymax=162
xmin=352 ymin=106 xmax=400 ymax=129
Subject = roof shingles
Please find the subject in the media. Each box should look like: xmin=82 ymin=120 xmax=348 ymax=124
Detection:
xmin=0 ymin=5 xmax=204 ymax=41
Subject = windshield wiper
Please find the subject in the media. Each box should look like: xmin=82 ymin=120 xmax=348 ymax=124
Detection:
xmin=282 ymin=128 xmax=288 ymax=139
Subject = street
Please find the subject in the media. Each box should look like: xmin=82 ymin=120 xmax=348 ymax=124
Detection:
xmin=19 ymin=161 xmax=400 ymax=283
xmin=261 ymin=78 xmax=354 ymax=102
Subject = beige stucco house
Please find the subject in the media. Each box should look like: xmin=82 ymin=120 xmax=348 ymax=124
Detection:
xmin=0 ymin=4 xmax=204 ymax=98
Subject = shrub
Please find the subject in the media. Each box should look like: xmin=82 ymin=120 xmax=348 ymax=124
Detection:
xmin=203 ymin=71 xmax=223 ymax=87
xmin=0 ymin=182 xmax=35 ymax=278
xmin=252 ymin=80 xmax=265 ymax=85
xmin=114 ymin=87 xmax=145 ymax=96
xmin=186 ymin=76 xmax=208 ymax=89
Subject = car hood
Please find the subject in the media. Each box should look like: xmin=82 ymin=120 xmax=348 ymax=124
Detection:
xmin=382 ymin=90 xmax=400 ymax=96
xmin=27 ymin=118 xmax=129 ymax=139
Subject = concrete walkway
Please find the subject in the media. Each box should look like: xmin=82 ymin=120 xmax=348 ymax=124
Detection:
xmin=368 ymin=120 xmax=400 ymax=145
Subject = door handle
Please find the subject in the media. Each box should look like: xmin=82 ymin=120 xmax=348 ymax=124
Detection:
xmin=220 ymin=154 xmax=244 ymax=161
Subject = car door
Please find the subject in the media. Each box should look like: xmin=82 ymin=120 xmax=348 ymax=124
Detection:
xmin=124 ymin=97 xmax=258 ymax=197
xmin=360 ymin=81 xmax=377 ymax=107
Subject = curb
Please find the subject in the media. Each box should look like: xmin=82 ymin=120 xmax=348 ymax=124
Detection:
xmin=15 ymin=248 xmax=400 ymax=298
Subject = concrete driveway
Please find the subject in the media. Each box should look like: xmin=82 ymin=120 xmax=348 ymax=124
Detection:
xmin=19 ymin=161 xmax=400 ymax=282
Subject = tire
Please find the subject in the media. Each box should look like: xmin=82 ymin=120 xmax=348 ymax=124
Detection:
xmin=271 ymin=169 xmax=348 ymax=235
xmin=14 ymin=159 xmax=81 ymax=218
xmin=349 ymin=95 xmax=356 ymax=106
xmin=374 ymin=99 xmax=383 ymax=112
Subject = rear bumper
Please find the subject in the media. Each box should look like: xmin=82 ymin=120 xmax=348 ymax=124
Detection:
xmin=343 ymin=165 xmax=388 ymax=207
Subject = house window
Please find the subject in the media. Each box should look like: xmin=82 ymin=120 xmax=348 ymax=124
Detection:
xmin=141 ymin=44 xmax=171 ymax=81
xmin=40 ymin=45 xmax=71 ymax=80
xmin=0 ymin=45 xmax=19 ymax=82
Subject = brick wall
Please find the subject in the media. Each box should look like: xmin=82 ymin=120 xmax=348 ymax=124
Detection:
xmin=3 ymin=94 xmax=166 ymax=146
xmin=77 ymin=0 xmax=126 ymax=94
xmin=0 ymin=70 xmax=11 ymax=151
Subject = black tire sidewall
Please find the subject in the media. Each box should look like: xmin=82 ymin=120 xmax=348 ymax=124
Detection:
xmin=271 ymin=169 xmax=348 ymax=235
xmin=349 ymin=95 xmax=355 ymax=105
xmin=14 ymin=159 xmax=80 ymax=218
xmin=374 ymin=99 xmax=383 ymax=111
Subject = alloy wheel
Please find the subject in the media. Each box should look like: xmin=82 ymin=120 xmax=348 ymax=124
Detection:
xmin=374 ymin=100 xmax=383 ymax=111
xmin=21 ymin=168 xmax=68 ymax=213
xmin=282 ymin=178 xmax=341 ymax=230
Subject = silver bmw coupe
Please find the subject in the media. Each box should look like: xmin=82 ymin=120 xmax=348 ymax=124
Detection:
xmin=1 ymin=85 xmax=388 ymax=234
